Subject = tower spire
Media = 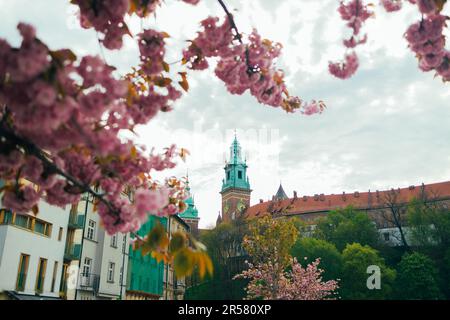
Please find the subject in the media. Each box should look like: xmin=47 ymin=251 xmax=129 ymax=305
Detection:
xmin=220 ymin=135 xmax=251 ymax=223
xmin=274 ymin=182 xmax=288 ymax=201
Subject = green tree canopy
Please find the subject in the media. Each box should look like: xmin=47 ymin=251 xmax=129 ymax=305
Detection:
xmin=243 ymin=215 xmax=298 ymax=268
xmin=185 ymin=219 xmax=248 ymax=300
xmin=340 ymin=243 xmax=396 ymax=300
xmin=395 ymin=252 xmax=442 ymax=300
xmin=314 ymin=206 xmax=380 ymax=251
xmin=290 ymin=237 xmax=342 ymax=281
xmin=407 ymin=198 xmax=450 ymax=249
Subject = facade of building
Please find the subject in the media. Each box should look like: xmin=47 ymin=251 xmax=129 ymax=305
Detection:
xmin=67 ymin=195 xmax=130 ymax=300
xmin=126 ymin=215 xmax=166 ymax=300
xmin=219 ymin=136 xmax=252 ymax=224
xmin=0 ymin=200 xmax=70 ymax=300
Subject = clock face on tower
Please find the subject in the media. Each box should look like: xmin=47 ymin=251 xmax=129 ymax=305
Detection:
xmin=237 ymin=199 xmax=245 ymax=212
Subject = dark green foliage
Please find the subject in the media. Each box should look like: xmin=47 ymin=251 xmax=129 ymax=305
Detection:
xmin=185 ymin=219 xmax=248 ymax=300
xmin=314 ymin=206 xmax=380 ymax=251
xmin=395 ymin=252 xmax=442 ymax=300
xmin=290 ymin=237 xmax=342 ymax=281
xmin=340 ymin=243 xmax=396 ymax=300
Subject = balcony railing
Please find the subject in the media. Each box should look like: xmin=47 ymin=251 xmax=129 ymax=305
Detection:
xmin=68 ymin=213 xmax=85 ymax=229
xmin=78 ymin=272 xmax=100 ymax=293
xmin=64 ymin=244 xmax=81 ymax=261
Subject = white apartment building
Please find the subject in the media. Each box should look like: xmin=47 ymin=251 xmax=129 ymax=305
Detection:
xmin=66 ymin=195 xmax=130 ymax=300
xmin=0 ymin=201 xmax=70 ymax=300
xmin=0 ymin=190 xmax=130 ymax=300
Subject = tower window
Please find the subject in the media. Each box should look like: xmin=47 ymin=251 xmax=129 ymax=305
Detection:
xmin=227 ymin=171 xmax=230 ymax=180
xmin=238 ymin=171 xmax=242 ymax=179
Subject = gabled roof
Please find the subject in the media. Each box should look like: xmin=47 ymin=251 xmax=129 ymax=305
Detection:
xmin=245 ymin=181 xmax=450 ymax=219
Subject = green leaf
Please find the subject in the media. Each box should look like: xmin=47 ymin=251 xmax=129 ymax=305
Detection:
xmin=173 ymin=248 xmax=194 ymax=277
xmin=169 ymin=232 xmax=186 ymax=253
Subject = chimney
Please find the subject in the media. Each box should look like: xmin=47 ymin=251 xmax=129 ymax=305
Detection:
xmin=259 ymin=199 xmax=264 ymax=204
xmin=293 ymin=191 xmax=298 ymax=199
xmin=342 ymin=191 xmax=346 ymax=201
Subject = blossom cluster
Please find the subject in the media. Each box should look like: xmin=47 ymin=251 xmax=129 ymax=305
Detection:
xmin=0 ymin=23 xmax=186 ymax=234
xmin=124 ymin=29 xmax=183 ymax=124
xmin=380 ymin=0 xmax=403 ymax=12
xmin=405 ymin=6 xmax=450 ymax=81
xmin=183 ymin=16 xmax=324 ymax=115
xmin=329 ymin=0 xmax=374 ymax=79
xmin=71 ymin=0 xmax=202 ymax=50
xmin=71 ymin=0 xmax=130 ymax=50
xmin=234 ymin=258 xmax=339 ymax=300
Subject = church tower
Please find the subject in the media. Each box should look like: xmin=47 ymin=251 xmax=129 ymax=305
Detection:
xmin=179 ymin=173 xmax=200 ymax=236
xmin=220 ymin=134 xmax=251 ymax=223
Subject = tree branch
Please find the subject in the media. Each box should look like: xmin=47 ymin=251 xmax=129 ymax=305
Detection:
xmin=216 ymin=0 xmax=255 ymax=74
xmin=0 ymin=116 xmax=122 ymax=224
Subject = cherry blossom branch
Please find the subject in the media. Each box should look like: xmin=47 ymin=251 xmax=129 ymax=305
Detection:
xmin=216 ymin=0 xmax=254 ymax=74
xmin=0 ymin=111 xmax=121 ymax=221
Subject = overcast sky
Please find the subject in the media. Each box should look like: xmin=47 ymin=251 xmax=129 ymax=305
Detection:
xmin=1 ymin=0 xmax=449 ymax=229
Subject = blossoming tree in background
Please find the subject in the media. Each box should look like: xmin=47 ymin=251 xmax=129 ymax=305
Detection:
xmin=234 ymin=216 xmax=338 ymax=300
xmin=0 ymin=0 xmax=448 ymax=277
xmin=235 ymin=258 xmax=339 ymax=300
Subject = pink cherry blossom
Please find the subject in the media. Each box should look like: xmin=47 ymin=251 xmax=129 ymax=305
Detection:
xmin=235 ymin=258 xmax=339 ymax=300
xmin=2 ymin=185 xmax=41 ymax=213
xmin=329 ymin=52 xmax=359 ymax=79
xmin=380 ymin=0 xmax=403 ymax=12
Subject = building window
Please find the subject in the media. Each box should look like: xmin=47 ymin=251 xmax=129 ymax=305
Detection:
xmin=1 ymin=211 xmax=52 ymax=237
xmin=82 ymin=257 xmax=92 ymax=276
xmin=58 ymin=227 xmax=63 ymax=241
xmin=86 ymin=220 xmax=96 ymax=240
xmin=122 ymin=234 xmax=127 ymax=252
xmin=238 ymin=170 xmax=242 ymax=179
xmin=59 ymin=263 xmax=69 ymax=293
xmin=16 ymin=253 xmax=30 ymax=292
xmin=383 ymin=233 xmax=390 ymax=242
xmin=15 ymin=214 xmax=32 ymax=230
xmin=0 ymin=209 xmax=13 ymax=224
xmin=51 ymin=261 xmax=58 ymax=292
xmin=34 ymin=219 xmax=52 ymax=237
xmin=35 ymin=258 xmax=47 ymax=294
xmin=107 ymin=262 xmax=115 ymax=283
xmin=227 ymin=171 xmax=230 ymax=180
xmin=111 ymin=234 xmax=118 ymax=248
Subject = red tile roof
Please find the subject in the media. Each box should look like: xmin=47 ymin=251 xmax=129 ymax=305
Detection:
xmin=244 ymin=181 xmax=450 ymax=219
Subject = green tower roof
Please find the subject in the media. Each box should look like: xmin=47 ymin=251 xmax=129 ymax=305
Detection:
xmin=221 ymin=134 xmax=251 ymax=192
xmin=179 ymin=174 xmax=199 ymax=220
